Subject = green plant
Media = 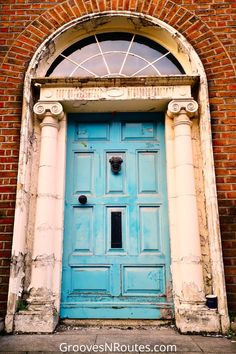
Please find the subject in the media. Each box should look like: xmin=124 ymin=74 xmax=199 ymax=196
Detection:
xmin=17 ymin=299 xmax=28 ymax=312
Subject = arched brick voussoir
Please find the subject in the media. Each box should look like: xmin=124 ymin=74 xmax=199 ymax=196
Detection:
xmin=1 ymin=0 xmax=235 ymax=80
xmin=155 ymin=1 xmax=235 ymax=76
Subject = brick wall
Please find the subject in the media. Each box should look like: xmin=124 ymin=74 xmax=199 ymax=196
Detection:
xmin=0 ymin=0 xmax=236 ymax=316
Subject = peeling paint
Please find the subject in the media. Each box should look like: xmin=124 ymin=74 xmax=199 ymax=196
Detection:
xmin=32 ymin=254 xmax=55 ymax=267
xmin=16 ymin=183 xmax=24 ymax=191
xmin=176 ymin=304 xmax=220 ymax=333
xmin=181 ymin=282 xmax=205 ymax=303
xmin=165 ymin=281 xmax=173 ymax=303
xmin=192 ymin=119 xmax=213 ymax=296
xmin=9 ymin=253 xmax=25 ymax=297
xmin=160 ymin=307 xmax=173 ymax=319
xmin=127 ymin=16 xmax=154 ymax=31
xmin=75 ymin=17 xmax=110 ymax=34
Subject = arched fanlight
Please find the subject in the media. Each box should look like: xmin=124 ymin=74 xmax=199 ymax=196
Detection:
xmin=46 ymin=33 xmax=185 ymax=78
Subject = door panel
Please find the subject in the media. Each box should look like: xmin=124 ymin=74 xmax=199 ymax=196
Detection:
xmin=71 ymin=266 xmax=111 ymax=294
xmin=138 ymin=152 xmax=159 ymax=193
xmin=122 ymin=266 xmax=165 ymax=296
xmin=139 ymin=206 xmax=161 ymax=253
xmin=61 ymin=112 xmax=172 ymax=319
xmin=73 ymin=153 xmax=94 ymax=194
xmin=73 ymin=207 xmax=94 ymax=254
xmin=106 ymin=152 xmax=126 ymax=194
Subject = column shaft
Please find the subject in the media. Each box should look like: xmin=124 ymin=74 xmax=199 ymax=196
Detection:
xmin=168 ymin=101 xmax=205 ymax=304
xmin=29 ymin=102 xmax=64 ymax=305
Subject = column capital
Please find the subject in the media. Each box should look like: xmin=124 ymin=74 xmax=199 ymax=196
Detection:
xmin=167 ymin=99 xmax=198 ymax=119
xmin=33 ymin=101 xmax=64 ymax=120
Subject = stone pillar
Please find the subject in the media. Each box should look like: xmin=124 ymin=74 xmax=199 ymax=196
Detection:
xmin=14 ymin=102 xmax=64 ymax=333
xmin=167 ymin=100 xmax=220 ymax=332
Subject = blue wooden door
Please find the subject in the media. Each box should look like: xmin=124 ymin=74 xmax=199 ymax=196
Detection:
xmin=61 ymin=112 xmax=172 ymax=318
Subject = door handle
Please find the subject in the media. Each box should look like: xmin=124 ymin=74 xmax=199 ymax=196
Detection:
xmin=78 ymin=195 xmax=87 ymax=204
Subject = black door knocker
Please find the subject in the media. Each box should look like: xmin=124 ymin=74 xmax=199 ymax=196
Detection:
xmin=109 ymin=156 xmax=123 ymax=174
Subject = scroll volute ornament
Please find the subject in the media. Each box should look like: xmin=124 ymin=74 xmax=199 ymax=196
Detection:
xmin=33 ymin=101 xmax=64 ymax=120
xmin=167 ymin=99 xmax=198 ymax=118
xmin=109 ymin=156 xmax=123 ymax=174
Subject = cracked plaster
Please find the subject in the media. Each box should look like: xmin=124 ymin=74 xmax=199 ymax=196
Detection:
xmin=192 ymin=119 xmax=213 ymax=295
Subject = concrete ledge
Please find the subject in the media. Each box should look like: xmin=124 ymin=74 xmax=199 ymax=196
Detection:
xmin=60 ymin=319 xmax=173 ymax=328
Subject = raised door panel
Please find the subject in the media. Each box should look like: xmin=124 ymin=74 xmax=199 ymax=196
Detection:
xmin=138 ymin=152 xmax=159 ymax=194
xmin=73 ymin=152 xmax=94 ymax=194
xmin=106 ymin=152 xmax=126 ymax=194
xmin=122 ymin=122 xmax=156 ymax=140
xmin=76 ymin=122 xmax=109 ymax=140
xmin=72 ymin=207 xmax=94 ymax=254
xmin=71 ymin=266 xmax=112 ymax=295
xmin=139 ymin=206 xmax=161 ymax=253
xmin=122 ymin=266 xmax=165 ymax=296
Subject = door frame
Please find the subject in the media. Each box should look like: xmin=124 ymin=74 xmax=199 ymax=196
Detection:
xmin=7 ymin=76 xmax=228 ymax=333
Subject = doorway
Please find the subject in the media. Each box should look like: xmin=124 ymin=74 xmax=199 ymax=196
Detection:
xmin=61 ymin=112 xmax=172 ymax=318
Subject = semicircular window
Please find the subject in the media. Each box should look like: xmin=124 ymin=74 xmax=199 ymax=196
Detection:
xmin=46 ymin=33 xmax=185 ymax=78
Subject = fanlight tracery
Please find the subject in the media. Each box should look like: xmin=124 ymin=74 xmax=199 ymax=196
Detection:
xmin=47 ymin=33 xmax=185 ymax=78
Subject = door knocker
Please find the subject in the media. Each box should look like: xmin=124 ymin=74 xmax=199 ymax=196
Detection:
xmin=109 ymin=156 xmax=123 ymax=174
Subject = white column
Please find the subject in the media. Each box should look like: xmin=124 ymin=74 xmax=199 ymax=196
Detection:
xmin=28 ymin=102 xmax=64 ymax=309
xmin=167 ymin=100 xmax=205 ymax=305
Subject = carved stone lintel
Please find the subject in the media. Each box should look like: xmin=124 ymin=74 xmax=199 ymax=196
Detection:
xmin=167 ymin=99 xmax=198 ymax=119
xmin=33 ymin=101 xmax=64 ymax=120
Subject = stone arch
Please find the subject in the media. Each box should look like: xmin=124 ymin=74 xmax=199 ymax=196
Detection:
xmin=1 ymin=1 xmax=234 ymax=79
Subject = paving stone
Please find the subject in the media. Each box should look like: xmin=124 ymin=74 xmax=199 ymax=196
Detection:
xmin=0 ymin=328 xmax=235 ymax=353
xmin=1 ymin=352 xmax=27 ymax=354
xmin=190 ymin=335 xmax=236 ymax=353
xmin=0 ymin=334 xmax=96 ymax=352
xmin=95 ymin=333 xmax=201 ymax=352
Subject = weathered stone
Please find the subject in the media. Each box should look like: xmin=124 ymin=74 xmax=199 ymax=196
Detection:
xmin=14 ymin=308 xmax=59 ymax=333
xmin=176 ymin=305 xmax=220 ymax=333
xmin=231 ymin=321 xmax=236 ymax=333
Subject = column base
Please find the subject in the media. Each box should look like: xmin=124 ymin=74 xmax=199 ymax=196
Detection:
xmin=14 ymin=308 xmax=59 ymax=333
xmin=175 ymin=303 xmax=221 ymax=333
xmin=14 ymin=288 xmax=59 ymax=333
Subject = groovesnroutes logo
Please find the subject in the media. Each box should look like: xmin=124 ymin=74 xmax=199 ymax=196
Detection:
xmin=59 ymin=342 xmax=177 ymax=353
